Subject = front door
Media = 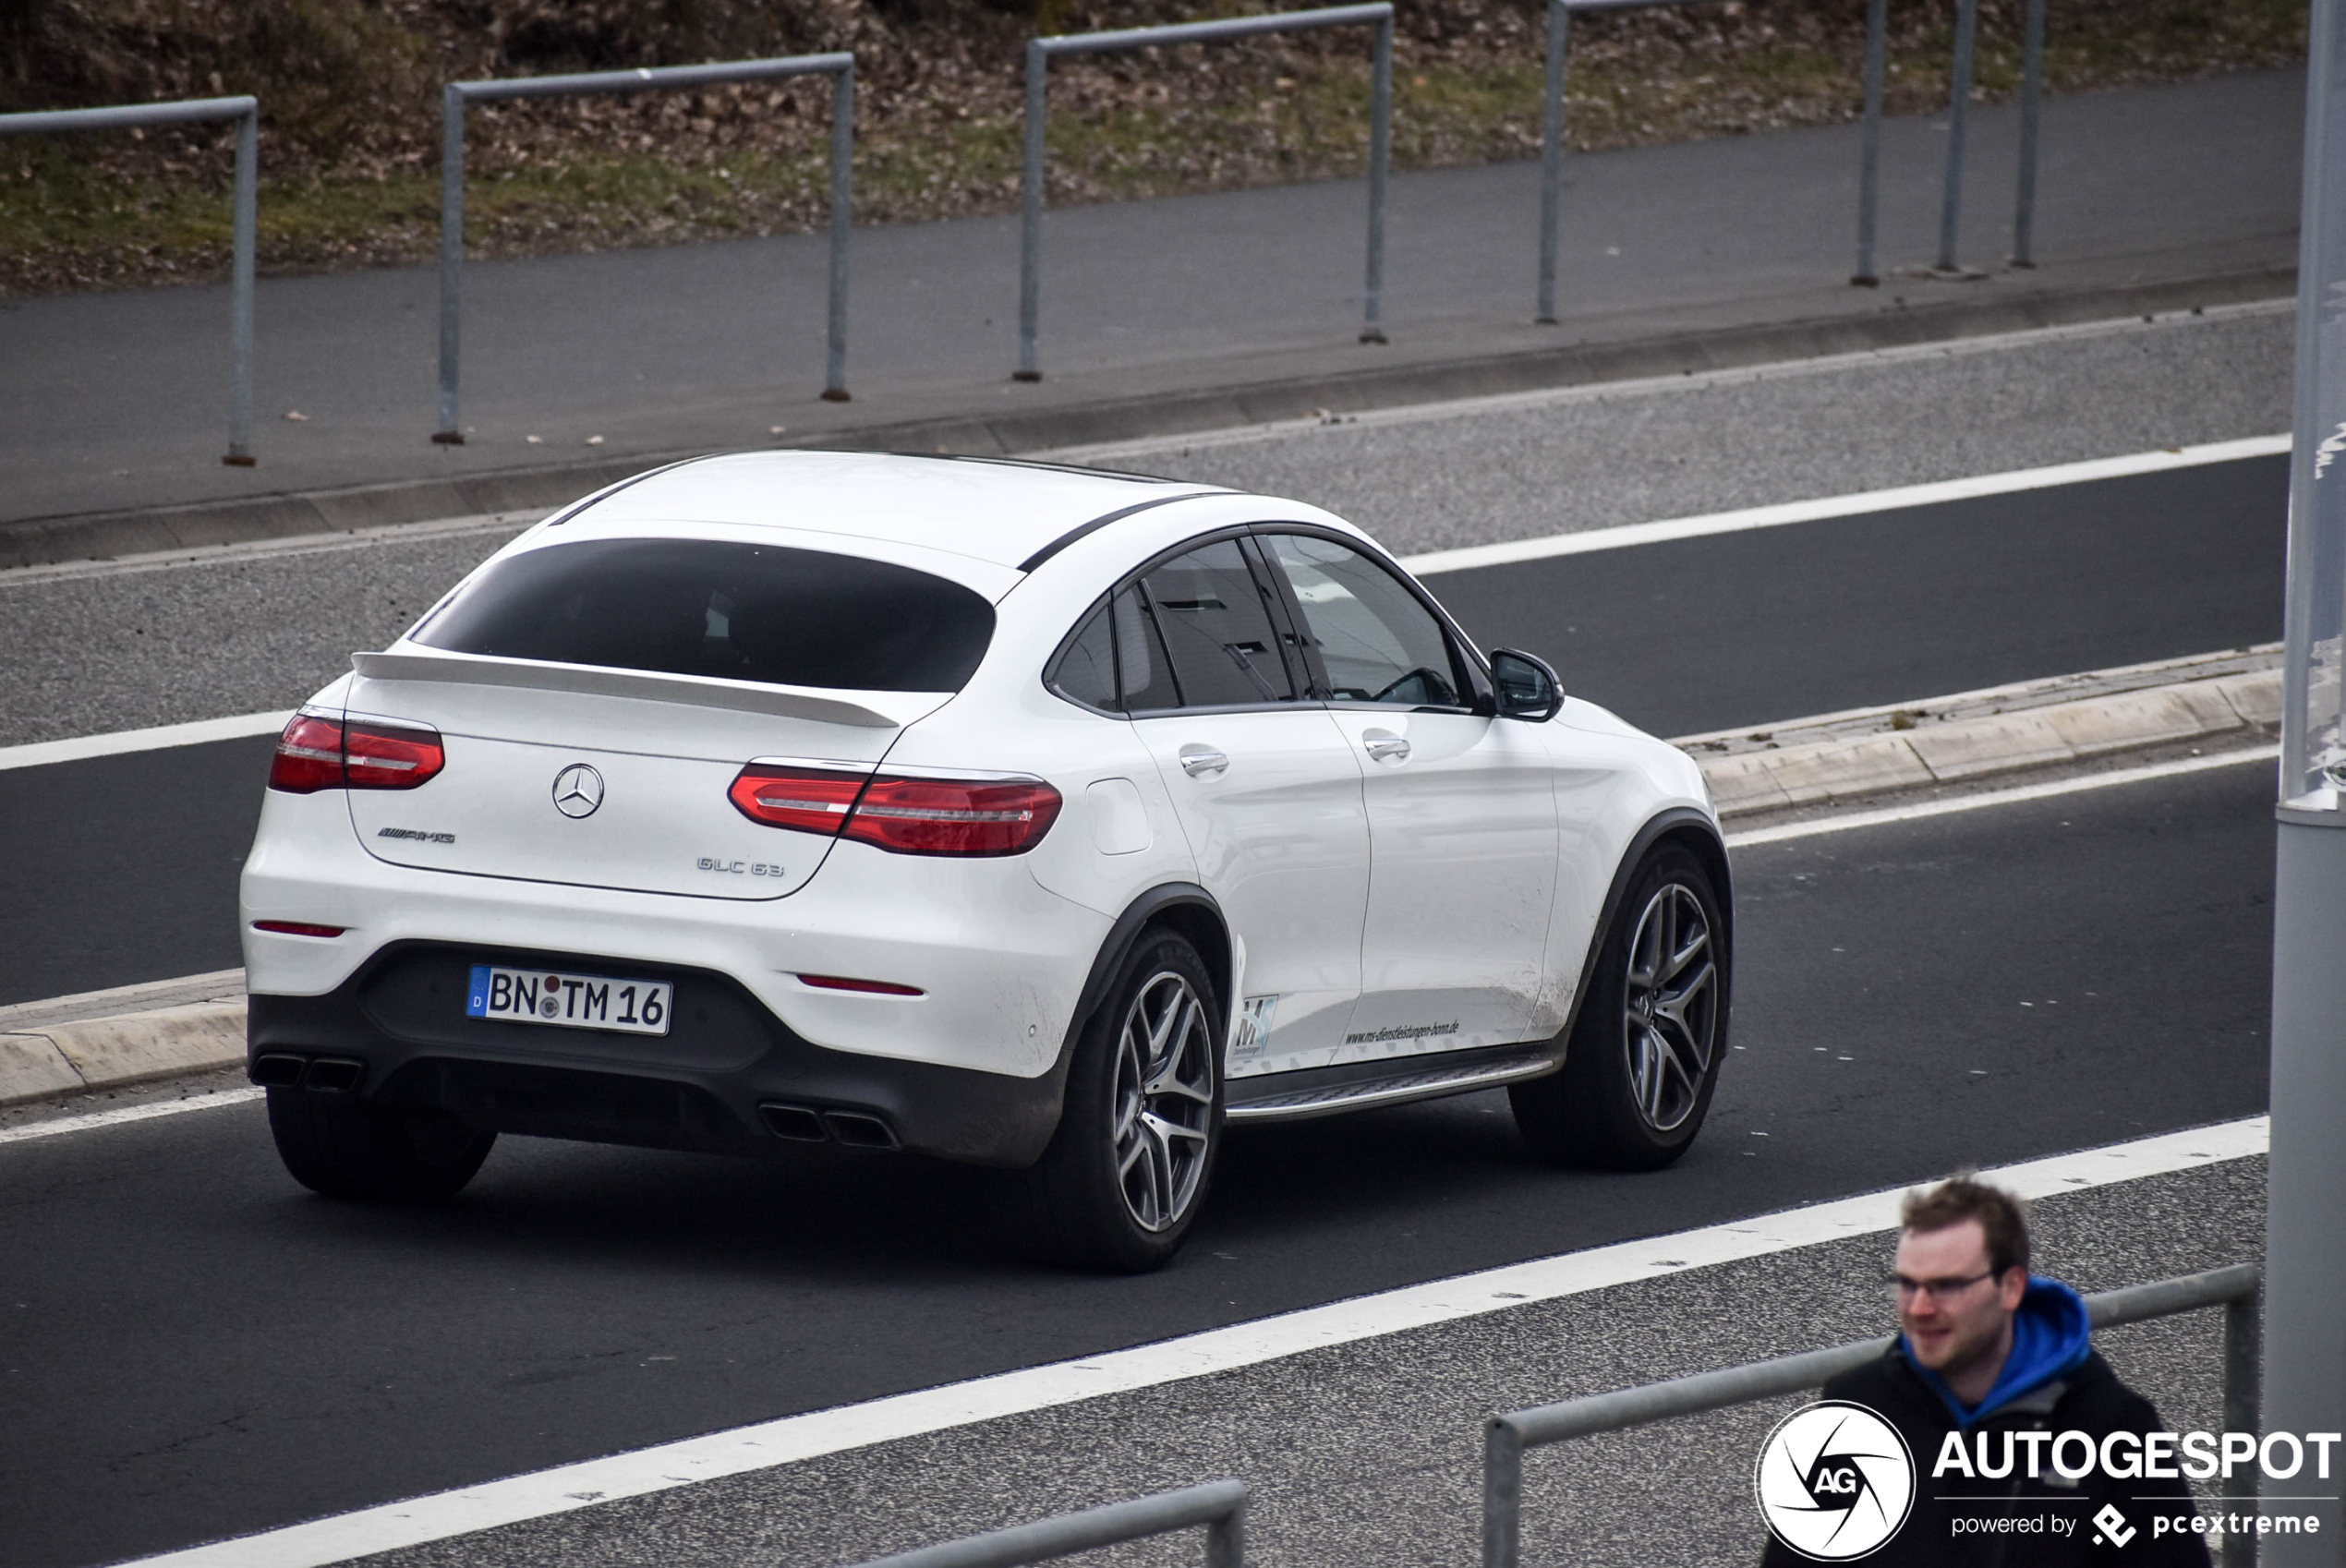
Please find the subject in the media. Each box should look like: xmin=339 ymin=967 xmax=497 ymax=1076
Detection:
xmin=1257 ymin=530 xmax=1560 ymax=1058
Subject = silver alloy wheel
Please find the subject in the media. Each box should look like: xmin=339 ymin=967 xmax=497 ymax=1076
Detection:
xmin=1111 ymin=970 xmax=1216 ymax=1233
xmin=1621 ymin=882 xmax=1720 ymax=1133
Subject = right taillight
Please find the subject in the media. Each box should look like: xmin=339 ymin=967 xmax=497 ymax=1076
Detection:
xmin=270 ymin=714 xmax=444 ymax=793
xmin=727 ymin=764 xmax=1061 ymax=856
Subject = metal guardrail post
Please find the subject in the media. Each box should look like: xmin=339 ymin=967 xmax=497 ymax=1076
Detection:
xmin=2012 ymin=0 xmax=2047 ymax=267
xmin=1016 ymin=37 xmax=1047 ymax=382
xmin=1936 ymin=0 xmax=1979 ymax=273
xmin=1535 ymin=0 xmax=1570 ymax=322
xmin=1853 ymin=0 xmax=1888 ymax=285
xmin=1012 ymin=4 xmax=1394 ymax=380
xmin=1362 ymin=9 xmax=1392 ymax=344
xmin=1483 ymin=1264 xmax=2263 ymax=1568
xmin=848 ymin=1478 xmax=1247 ymax=1568
xmin=824 ymin=62 xmax=856 ymax=402
xmin=434 ymin=82 xmax=466 ymax=444
xmin=432 ymin=54 xmax=857 ymax=442
xmin=224 ymin=103 xmax=260 ymax=465
xmin=2223 ymin=1277 xmax=2265 ymax=1568
xmin=0 ymin=95 xmax=262 ymax=466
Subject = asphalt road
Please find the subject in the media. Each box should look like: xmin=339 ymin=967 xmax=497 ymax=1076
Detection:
xmin=0 ymin=449 xmax=2286 ymax=1009
xmin=0 ymin=758 xmax=2275 ymax=1568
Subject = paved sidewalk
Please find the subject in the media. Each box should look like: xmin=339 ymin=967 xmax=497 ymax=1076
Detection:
xmin=0 ymin=67 xmax=2302 ymax=535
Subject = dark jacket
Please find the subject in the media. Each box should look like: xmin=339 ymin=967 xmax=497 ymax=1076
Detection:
xmin=1760 ymin=1281 xmax=2209 ymax=1567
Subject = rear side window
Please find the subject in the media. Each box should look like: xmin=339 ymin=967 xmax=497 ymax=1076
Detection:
xmin=1132 ymin=538 xmax=1298 ymax=708
xmin=417 ymin=538 xmax=996 ymax=693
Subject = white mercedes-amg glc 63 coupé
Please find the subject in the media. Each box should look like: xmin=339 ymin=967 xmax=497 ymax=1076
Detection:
xmin=242 ymin=452 xmax=1730 ymax=1270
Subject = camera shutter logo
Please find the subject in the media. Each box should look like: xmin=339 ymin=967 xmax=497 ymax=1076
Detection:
xmin=552 ymin=764 xmax=605 ymax=819
xmin=1755 ymin=1401 xmax=1917 ymax=1561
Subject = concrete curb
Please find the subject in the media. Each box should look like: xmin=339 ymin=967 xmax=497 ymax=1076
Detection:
xmin=0 ymin=265 xmax=2292 ymax=573
xmin=0 ymin=649 xmax=2284 ymax=1109
xmin=2 ymin=1001 xmax=246 ymax=1107
xmin=1688 ymin=650 xmax=2281 ymax=815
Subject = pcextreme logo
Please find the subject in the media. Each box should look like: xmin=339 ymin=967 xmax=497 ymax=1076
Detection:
xmin=1756 ymin=1401 xmax=1918 ymax=1562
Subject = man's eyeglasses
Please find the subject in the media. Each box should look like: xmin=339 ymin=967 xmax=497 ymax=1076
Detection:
xmin=1887 ymin=1270 xmax=1998 ymax=1305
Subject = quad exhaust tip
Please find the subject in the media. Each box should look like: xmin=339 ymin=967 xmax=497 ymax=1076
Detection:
xmin=251 ymin=1054 xmax=366 ymax=1093
xmin=758 ymin=1102 xmax=901 ymax=1151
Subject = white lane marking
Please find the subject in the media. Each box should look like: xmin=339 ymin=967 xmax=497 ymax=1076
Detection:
xmin=0 ymin=434 xmax=2287 ymax=767
xmin=1723 ymin=746 xmax=2278 ymax=849
xmin=0 ymin=967 xmax=245 ymax=1033
xmin=1037 ymin=297 xmax=2296 ymax=468
xmin=1397 ymin=434 xmax=2291 ymax=576
xmin=0 ymin=711 xmax=289 ymax=772
xmin=0 ymin=1088 xmax=263 ymax=1147
xmin=118 ymin=1116 xmax=2268 ymax=1568
xmin=0 ymin=510 xmax=538 ymax=586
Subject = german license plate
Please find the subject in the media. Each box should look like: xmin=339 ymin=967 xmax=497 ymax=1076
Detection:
xmin=466 ymin=965 xmax=671 ymax=1036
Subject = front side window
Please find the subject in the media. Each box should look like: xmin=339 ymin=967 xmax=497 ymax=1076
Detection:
xmin=1259 ymin=532 xmax=1466 ymax=707
xmin=417 ymin=537 xmax=996 ymax=693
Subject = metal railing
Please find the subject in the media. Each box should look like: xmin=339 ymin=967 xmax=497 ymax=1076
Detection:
xmin=433 ymin=53 xmax=855 ymax=444
xmin=1854 ymin=0 xmax=2049 ymax=284
xmin=1016 ymin=2 xmax=1395 ymax=381
xmin=1482 ymin=1263 xmax=2264 ymax=1568
xmin=849 ymin=1478 xmax=1247 ymax=1567
xmin=1539 ymin=0 xmax=2051 ymax=315
xmin=0 ymin=95 xmax=260 ymax=465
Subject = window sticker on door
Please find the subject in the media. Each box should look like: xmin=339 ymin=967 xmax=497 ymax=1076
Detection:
xmin=1232 ymin=995 xmax=1280 ymax=1061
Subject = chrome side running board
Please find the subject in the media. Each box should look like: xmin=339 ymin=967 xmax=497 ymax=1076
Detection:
xmin=1225 ymin=1051 xmax=1556 ymax=1124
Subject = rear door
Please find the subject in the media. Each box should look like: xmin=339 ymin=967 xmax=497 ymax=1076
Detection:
xmin=1256 ymin=529 xmax=1560 ymax=1054
xmin=1118 ymin=536 xmax=1372 ymax=1076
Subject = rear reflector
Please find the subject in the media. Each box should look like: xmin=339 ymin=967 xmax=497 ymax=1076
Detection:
xmin=269 ymin=714 xmax=443 ymax=793
xmin=797 ymin=973 xmax=925 ymax=995
xmin=252 ymin=920 xmax=346 ymax=938
xmin=728 ymin=765 xmax=1060 ymax=856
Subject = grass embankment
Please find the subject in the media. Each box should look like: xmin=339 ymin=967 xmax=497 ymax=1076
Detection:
xmin=0 ymin=0 xmax=2308 ymax=297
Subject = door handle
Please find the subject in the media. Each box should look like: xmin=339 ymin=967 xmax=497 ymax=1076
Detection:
xmin=1179 ymin=746 xmax=1229 ymax=778
xmin=1362 ymin=730 xmax=1410 ymax=764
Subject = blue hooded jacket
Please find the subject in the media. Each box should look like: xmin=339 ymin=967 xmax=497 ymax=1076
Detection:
xmin=1901 ymin=1275 xmax=2093 ymax=1429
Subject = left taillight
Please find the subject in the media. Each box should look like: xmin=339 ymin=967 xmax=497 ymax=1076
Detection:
xmin=727 ymin=764 xmax=1061 ymax=857
xmin=270 ymin=713 xmax=444 ymax=793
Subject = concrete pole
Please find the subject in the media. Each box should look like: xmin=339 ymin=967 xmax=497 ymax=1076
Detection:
xmin=2264 ymin=0 xmax=2346 ymax=1560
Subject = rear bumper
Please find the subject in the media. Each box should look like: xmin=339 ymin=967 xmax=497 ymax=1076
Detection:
xmin=247 ymin=940 xmax=1071 ymax=1166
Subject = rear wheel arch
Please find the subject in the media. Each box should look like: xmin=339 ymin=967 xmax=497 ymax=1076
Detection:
xmin=1065 ymin=883 xmax=1233 ymax=1053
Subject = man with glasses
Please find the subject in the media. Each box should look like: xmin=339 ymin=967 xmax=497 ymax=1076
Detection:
xmin=1761 ymin=1176 xmax=2207 ymax=1564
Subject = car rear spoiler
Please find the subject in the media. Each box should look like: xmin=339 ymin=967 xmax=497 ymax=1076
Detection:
xmin=350 ymin=650 xmax=919 ymax=730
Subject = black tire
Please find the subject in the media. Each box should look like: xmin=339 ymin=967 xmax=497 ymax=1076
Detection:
xmin=1511 ymin=844 xmax=1728 ymax=1170
xmin=267 ymin=1087 xmax=496 ymax=1201
xmin=1010 ymin=930 xmax=1224 ymax=1272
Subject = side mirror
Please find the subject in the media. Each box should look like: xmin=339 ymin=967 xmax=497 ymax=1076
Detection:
xmin=1491 ymin=648 xmax=1563 ymax=722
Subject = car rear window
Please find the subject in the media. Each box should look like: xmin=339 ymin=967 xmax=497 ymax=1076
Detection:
xmin=415 ymin=537 xmax=997 ymax=692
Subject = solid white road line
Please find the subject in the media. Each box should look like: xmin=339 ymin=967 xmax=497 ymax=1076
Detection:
xmin=119 ymin=1116 xmax=2269 ymax=1568
xmin=0 ymin=435 xmax=2290 ymax=768
xmin=1723 ymin=747 xmax=2279 ymax=850
xmin=1037 ymin=297 xmax=2297 ymax=470
xmin=0 ymin=1089 xmax=263 ymax=1147
xmin=0 ymin=710 xmax=289 ymax=772
xmin=1395 ymin=434 xmax=2292 ymax=577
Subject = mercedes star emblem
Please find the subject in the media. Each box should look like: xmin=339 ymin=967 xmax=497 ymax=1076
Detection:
xmin=551 ymin=763 xmax=605 ymax=819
